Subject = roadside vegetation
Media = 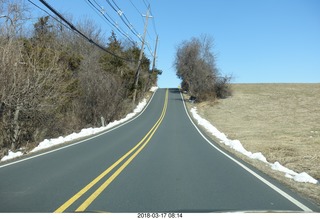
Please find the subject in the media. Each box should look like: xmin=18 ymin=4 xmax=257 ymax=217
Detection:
xmin=174 ymin=34 xmax=232 ymax=102
xmin=193 ymin=83 xmax=320 ymax=205
xmin=0 ymin=1 xmax=160 ymax=159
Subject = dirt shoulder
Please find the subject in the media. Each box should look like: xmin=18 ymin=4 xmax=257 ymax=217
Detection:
xmin=185 ymin=83 xmax=320 ymax=206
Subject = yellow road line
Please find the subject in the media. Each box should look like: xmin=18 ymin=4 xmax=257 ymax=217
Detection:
xmin=55 ymin=89 xmax=168 ymax=213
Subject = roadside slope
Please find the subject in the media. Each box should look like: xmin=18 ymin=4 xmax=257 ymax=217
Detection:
xmin=187 ymin=83 xmax=320 ymax=206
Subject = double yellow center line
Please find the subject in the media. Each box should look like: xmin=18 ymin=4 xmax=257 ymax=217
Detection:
xmin=55 ymin=89 xmax=168 ymax=212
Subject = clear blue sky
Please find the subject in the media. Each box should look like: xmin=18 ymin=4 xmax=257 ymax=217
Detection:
xmin=30 ymin=0 xmax=320 ymax=87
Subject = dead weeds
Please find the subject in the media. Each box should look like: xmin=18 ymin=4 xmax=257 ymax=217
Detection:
xmin=188 ymin=83 xmax=320 ymax=206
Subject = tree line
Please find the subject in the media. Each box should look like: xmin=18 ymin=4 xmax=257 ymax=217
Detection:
xmin=0 ymin=0 xmax=160 ymax=158
xmin=174 ymin=35 xmax=232 ymax=102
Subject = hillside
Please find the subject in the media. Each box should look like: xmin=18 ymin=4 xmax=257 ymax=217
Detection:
xmin=0 ymin=12 xmax=160 ymax=159
xmin=191 ymin=83 xmax=320 ymax=205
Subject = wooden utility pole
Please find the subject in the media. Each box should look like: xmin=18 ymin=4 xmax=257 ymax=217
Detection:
xmin=132 ymin=7 xmax=152 ymax=104
xmin=146 ymin=34 xmax=158 ymax=90
xmin=151 ymin=34 xmax=159 ymax=75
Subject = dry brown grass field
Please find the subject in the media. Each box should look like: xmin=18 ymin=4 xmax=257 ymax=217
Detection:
xmin=188 ymin=83 xmax=320 ymax=206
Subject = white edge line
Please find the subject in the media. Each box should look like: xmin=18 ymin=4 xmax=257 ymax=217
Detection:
xmin=180 ymin=92 xmax=313 ymax=212
xmin=0 ymin=90 xmax=158 ymax=169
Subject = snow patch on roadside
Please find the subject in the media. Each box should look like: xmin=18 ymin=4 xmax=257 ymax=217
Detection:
xmin=190 ymin=107 xmax=318 ymax=184
xmin=1 ymin=96 xmax=151 ymax=162
xmin=1 ymin=150 xmax=23 ymax=162
xmin=150 ymin=86 xmax=158 ymax=92
xmin=31 ymin=98 xmax=146 ymax=154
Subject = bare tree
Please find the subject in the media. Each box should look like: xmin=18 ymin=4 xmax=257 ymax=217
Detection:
xmin=0 ymin=14 xmax=78 ymax=152
xmin=174 ymin=34 xmax=231 ymax=101
xmin=0 ymin=10 xmax=158 ymax=158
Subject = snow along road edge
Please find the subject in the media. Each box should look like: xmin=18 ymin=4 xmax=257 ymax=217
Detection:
xmin=181 ymin=92 xmax=315 ymax=212
xmin=189 ymin=107 xmax=318 ymax=185
xmin=1 ymin=87 xmax=159 ymax=163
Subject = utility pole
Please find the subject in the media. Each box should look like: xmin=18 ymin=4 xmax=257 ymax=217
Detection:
xmin=132 ymin=6 xmax=152 ymax=104
xmin=147 ymin=34 xmax=159 ymax=89
xmin=151 ymin=35 xmax=159 ymax=75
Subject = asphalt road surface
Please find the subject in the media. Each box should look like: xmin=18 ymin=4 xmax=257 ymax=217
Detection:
xmin=0 ymin=88 xmax=319 ymax=212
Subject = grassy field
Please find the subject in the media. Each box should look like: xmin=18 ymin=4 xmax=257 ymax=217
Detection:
xmin=191 ymin=83 xmax=320 ymax=206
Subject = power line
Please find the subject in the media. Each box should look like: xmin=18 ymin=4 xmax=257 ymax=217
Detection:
xmin=28 ymin=0 xmax=71 ymax=31
xmin=86 ymin=0 xmax=136 ymax=45
xmin=102 ymin=0 xmax=158 ymax=59
xmin=132 ymin=6 xmax=152 ymax=103
xmin=127 ymin=0 xmax=158 ymax=39
xmin=87 ymin=0 xmax=154 ymax=58
xmin=37 ymin=0 xmax=133 ymax=62
xmin=30 ymin=0 xmax=158 ymax=63
xmin=105 ymin=0 xmax=142 ymax=42
xmin=129 ymin=0 xmax=143 ymax=16
xmin=142 ymin=0 xmax=149 ymax=9
xmin=140 ymin=1 xmax=158 ymax=36
xmin=149 ymin=7 xmax=158 ymax=36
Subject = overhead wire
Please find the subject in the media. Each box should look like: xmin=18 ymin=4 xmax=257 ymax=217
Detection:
xmin=128 ymin=0 xmax=151 ymax=38
xmin=85 ymin=0 xmax=136 ymax=45
xmin=30 ymin=0 xmax=158 ymax=63
xmin=105 ymin=0 xmax=142 ymax=42
xmin=103 ymin=0 xmax=156 ymax=59
xmin=133 ymin=0 xmax=158 ymax=57
xmin=102 ymin=0 xmax=159 ymax=61
xmin=123 ymin=0 xmax=159 ymax=65
xmin=149 ymin=7 xmax=158 ymax=36
xmin=89 ymin=0 xmax=154 ymax=58
xmin=27 ymin=0 xmax=71 ymax=31
xmin=84 ymin=0 xmax=114 ymax=31
xmin=37 ymin=0 xmax=134 ymax=62
xmin=142 ymin=0 xmax=149 ymax=9
xmin=129 ymin=0 xmax=143 ymax=17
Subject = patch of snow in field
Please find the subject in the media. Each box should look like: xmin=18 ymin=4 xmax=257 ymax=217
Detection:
xmin=190 ymin=107 xmax=318 ymax=184
xmin=1 ymin=97 xmax=150 ymax=162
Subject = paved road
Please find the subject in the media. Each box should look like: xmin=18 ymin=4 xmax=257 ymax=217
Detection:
xmin=0 ymin=88 xmax=319 ymax=212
